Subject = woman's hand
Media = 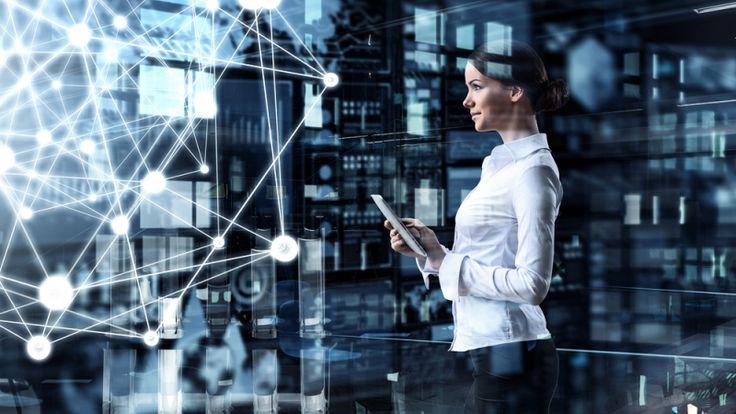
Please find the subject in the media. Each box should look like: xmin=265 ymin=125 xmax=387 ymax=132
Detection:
xmin=384 ymin=218 xmax=446 ymax=269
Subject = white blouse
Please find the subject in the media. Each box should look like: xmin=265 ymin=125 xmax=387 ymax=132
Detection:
xmin=416 ymin=133 xmax=563 ymax=352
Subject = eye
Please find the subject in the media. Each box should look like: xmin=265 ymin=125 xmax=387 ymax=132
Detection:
xmin=471 ymin=83 xmax=482 ymax=91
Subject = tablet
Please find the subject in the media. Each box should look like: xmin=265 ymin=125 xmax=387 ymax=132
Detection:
xmin=371 ymin=194 xmax=428 ymax=258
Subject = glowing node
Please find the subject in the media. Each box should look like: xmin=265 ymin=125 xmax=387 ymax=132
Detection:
xmin=18 ymin=75 xmax=31 ymax=88
xmin=26 ymin=336 xmax=51 ymax=361
xmin=238 ymin=0 xmax=261 ymax=10
xmin=103 ymin=47 xmax=119 ymax=62
xmin=0 ymin=145 xmax=15 ymax=173
xmin=142 ymin=171 xmax=166 ymax=195
xmin=36 ymin=129 xmax=52 ymax=146
xmin=143 ymin=330 xmax=160 ymax=347
xmin=270 ymin=235 xmax=298 ymax=262
xmin=88 ymin=193 xmax=98 ymax=202
xmin=261 ymin=0 xmax=282 ymax=9
xmin=19 ymin=206 xmax=33 ymax=220
xmin=67 ymin=24 xmax=91 ymax=48
xmin=199 ymin=164 xmax=210 ymax=174
xmin=212 ymin=236 xmax=225 ymax=249
xmin=323 ymin=72 xmax=339 ymax=88
xmin=39 ymin=275 xmax=74 ymax=311
xmin=111 ymin=215 xmax=129 ymax=235
xmin=113 ymin=15 xmax=128 ymax=30
xmin=80 ymin=139 xmax=95 ymax=155
xmin=194 ymin=92 xmax=217 ymax=118
xmin=51 ymin=80 xmax=62 ymax=90
xmin=206 ymin=0 xmax=219 ymax=12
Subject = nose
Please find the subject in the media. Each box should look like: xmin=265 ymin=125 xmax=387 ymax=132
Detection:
xmin=463 ymin=92 xmax=473 ymax=109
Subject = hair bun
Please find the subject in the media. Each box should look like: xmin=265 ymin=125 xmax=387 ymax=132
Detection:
xmin=535 ymin=78 xmax=570 ymax=113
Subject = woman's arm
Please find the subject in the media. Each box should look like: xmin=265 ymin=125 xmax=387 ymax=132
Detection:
xmin=435 ymin=165 xmax=561 ymax=304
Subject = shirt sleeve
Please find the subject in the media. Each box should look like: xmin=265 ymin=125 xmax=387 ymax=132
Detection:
xmin=415 ymin=245 xmax=450 ymax=289
xmin=436 ymin=165 xmax=561 ymax=304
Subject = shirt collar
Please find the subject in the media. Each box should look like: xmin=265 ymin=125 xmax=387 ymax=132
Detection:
xmin=489 ymin=133 xmax=550 ymax=161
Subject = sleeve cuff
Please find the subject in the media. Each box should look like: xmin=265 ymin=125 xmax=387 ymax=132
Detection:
xmin=415 ymin=257 xmax=432 ymax=289
xmin=438 ymin=252 xmax=466 ymax=301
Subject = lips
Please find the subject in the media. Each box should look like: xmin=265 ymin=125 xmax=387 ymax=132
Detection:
xmin=470 ymin=113 xmax=481 ymax=119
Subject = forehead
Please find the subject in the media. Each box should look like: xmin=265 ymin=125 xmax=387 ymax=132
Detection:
xmin=464 ymin=62 xmax=483 ymax=80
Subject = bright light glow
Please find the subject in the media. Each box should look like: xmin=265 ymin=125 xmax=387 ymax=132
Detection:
xmin=113 ymin=16 xmax=128 ymax=30
xmin=143 ymin=330 xmax=160 ymax=347
xmin=142 ymin=171 xmax=167 ymax=195
xmin=80 ymin=139 xmax=95 ymax=155
xmin=212 ymin=236 xmax=225 ymax=249
xmin=26 ymin=336 xmax=51 ymax=361
xmin=36 ymin=129 xmax=52 ymax=146
xmin=18 ymin=75 xmax=31 ymax=88
xmin=239 ymin=0 xmax=261 ymax=10
xmin=194 ymin=92 xmax=217 ymax=118
xmin=39 ymin=275 xmax=74 ymax=311
xmin=206 ymin=0 xmax=219 ymax=12
xmin=0 ymin=145 xmax=15 ymax=173
xmin=270 ymin=235 xmax=298 ymax=262
xmin=261 ymin=0 xmax=282 ymax=9
xmin=111 ymin=215 xmax=129 ymax=235
xmin=323 ymin=72 xmax=339 ymax=87
xmin=67 ymin=24 xmax=92 ymax=48
xmin=103 ymin=47 xmax=119 ymax=62
xmin=51 ymin=79 xmax=62 ymax=90
xmin=199 ymin=164 xmax=210 ymax=174
xmin=88 ymin=194 xmax=98 ymax=202
xmin=19 ymin=206 xmax=33 ymax=220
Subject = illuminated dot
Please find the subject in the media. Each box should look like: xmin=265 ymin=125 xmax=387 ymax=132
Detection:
xmin=199 ymin=164 xmax=209 ymax=174
xmin=88 ymin=194 xmax=98 ymax=202
xmin=26 ymin=336 xmax=51 ymax=361
xmin=142 ymin=171 xmax=166 ymax=195
xmin=51 ymin=79 xmax=62 ymax=90
xmin=103 ymin=47 xmax=119 ymax=62
xmin=36 ymin=129 xmax=52 ymax=146
xmin=323 ymin=72 xmax=339 ymax=88
xmin=143 ymin=330 xmax=159 ymax=347
xmin=113 ymin=15 xmax=127 ymax=30
xmin=111 ymin=215 xmax=129 ymax=235
xmin=19 ymin=206 xmax=33 ymax=220
xmin=212 ymin=236 xmax=225 ymax=249
xmin=194 ymin=92 xmax=217 ymax=118
xmin=80 ymin=139 xmax=95 ymax=155
xmin=238 ymin=0 xmax=261 ymax=10
xmin=206 ymin=0 xmax=219 ymax=12
xmin=0 ymin=145 xmax=16 ymax=173
xmin=270 ymin=235 xmax=298 ymax=262
xmin=18 ymin=75 xmax=31 ymax=88
xmin=261 ymin=0 xmax=282 ymax=9
xmin=39 ymin=275 xmax=74 ymax=311
xmin=68 ymin=24 xmax=91 ymax=48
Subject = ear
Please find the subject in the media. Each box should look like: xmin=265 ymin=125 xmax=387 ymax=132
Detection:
xmin=509 ymin=85 xmax=525 ymax=103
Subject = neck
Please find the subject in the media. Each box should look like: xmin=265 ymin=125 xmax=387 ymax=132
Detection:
xmin=497 ymin=113 xmax=539 ymax=144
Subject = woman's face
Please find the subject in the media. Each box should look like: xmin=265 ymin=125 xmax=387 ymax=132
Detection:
xmin=462 ymin=62 xmax=515 ymax=132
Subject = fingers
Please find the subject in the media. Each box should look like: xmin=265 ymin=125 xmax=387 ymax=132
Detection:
xmin=383 ymin=219 xmax=393 ymax=230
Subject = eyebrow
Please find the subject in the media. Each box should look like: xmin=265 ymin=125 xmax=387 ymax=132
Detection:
xmin=466 ymin=79 xmax=481 ymax=86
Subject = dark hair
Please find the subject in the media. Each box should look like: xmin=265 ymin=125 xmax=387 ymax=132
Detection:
xmin=469 ymin=40 xmax=569 ymax=113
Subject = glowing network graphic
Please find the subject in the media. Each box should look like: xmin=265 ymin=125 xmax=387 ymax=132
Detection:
xmin=0 ymin=0 xmax=339 ymax=361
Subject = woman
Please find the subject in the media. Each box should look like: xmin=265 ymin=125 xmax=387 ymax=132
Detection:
xmin=385 ymin=40 xmax=568 ymax=413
